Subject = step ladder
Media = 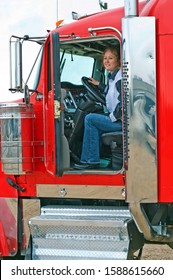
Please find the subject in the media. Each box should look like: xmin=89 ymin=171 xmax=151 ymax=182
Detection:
xmin=29 ymin=205 xmax=143 ymax=260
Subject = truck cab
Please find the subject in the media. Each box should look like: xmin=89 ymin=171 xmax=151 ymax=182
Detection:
xmin=0 ymin=0 xmax=173 ymax=260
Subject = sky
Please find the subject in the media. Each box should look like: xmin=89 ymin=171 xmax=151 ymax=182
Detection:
xmin=0 ymin=0 xmax=126 ymax=102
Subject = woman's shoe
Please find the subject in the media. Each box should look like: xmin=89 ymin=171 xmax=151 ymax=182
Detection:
xmin=74 ymin=162 xmax=100 ymax=170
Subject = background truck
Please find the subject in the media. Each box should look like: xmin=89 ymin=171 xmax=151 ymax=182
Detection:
xmin=0 ymin=0 xmax=173 ymax=260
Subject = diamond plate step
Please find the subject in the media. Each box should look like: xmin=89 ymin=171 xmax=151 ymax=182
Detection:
xmin=29 ymin=206 xmax=132 ymax=260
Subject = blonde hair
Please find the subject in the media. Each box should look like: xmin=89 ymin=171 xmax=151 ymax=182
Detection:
xmin=103 ymin=45 xmax=120 ymax=61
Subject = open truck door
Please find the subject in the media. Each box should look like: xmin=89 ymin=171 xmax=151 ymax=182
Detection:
xmin=44 ymin=32 xmax=70 ymax=176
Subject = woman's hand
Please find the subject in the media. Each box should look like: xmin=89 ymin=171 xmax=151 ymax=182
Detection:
xmin=88 ymin=77 xmax=99 ymax=86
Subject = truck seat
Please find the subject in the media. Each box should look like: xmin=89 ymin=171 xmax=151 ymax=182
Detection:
xmin=101 ymin=131 xmax=123 ymax=171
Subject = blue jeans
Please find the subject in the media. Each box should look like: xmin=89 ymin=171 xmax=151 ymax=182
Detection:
xmin=80 ymin=113 xmax=122 ymax=164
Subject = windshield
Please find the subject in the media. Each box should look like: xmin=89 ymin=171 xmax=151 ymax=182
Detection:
xmin=60 ymin=51 xmax=94 ymax=84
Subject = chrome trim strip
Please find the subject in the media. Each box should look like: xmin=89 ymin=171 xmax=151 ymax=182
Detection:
xmin=36 ymin=184 xmax=125 ymax=200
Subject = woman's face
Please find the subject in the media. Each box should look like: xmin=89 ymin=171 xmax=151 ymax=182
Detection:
xmin=103 ymin=49 xmax=120 ymax=73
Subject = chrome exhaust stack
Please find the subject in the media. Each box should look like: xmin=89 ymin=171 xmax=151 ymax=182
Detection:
xmin=124 ymin=0 xmax=138 ymax=17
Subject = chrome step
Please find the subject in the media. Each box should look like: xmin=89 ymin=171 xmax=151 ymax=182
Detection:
xmin=29 ymin=206 xmax=140 ymax=260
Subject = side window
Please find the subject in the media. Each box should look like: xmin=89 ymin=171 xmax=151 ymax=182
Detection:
xmin=60 ymin=52 xmax=94 ymax=84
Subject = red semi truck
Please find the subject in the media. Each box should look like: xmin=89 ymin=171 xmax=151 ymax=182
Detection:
xmin=0 ymin=0 xmax=173 ymax=259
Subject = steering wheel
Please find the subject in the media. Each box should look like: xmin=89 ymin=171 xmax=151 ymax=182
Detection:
xmin=81 ymin=76 xmax=105 ymax=105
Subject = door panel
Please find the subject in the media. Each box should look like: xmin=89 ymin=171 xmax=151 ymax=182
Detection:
xmin=44 ymin=33 xmax=70 ymax=176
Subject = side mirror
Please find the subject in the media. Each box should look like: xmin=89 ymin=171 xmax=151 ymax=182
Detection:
xmin=10 ymin=37 xmax=23 ymax=92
